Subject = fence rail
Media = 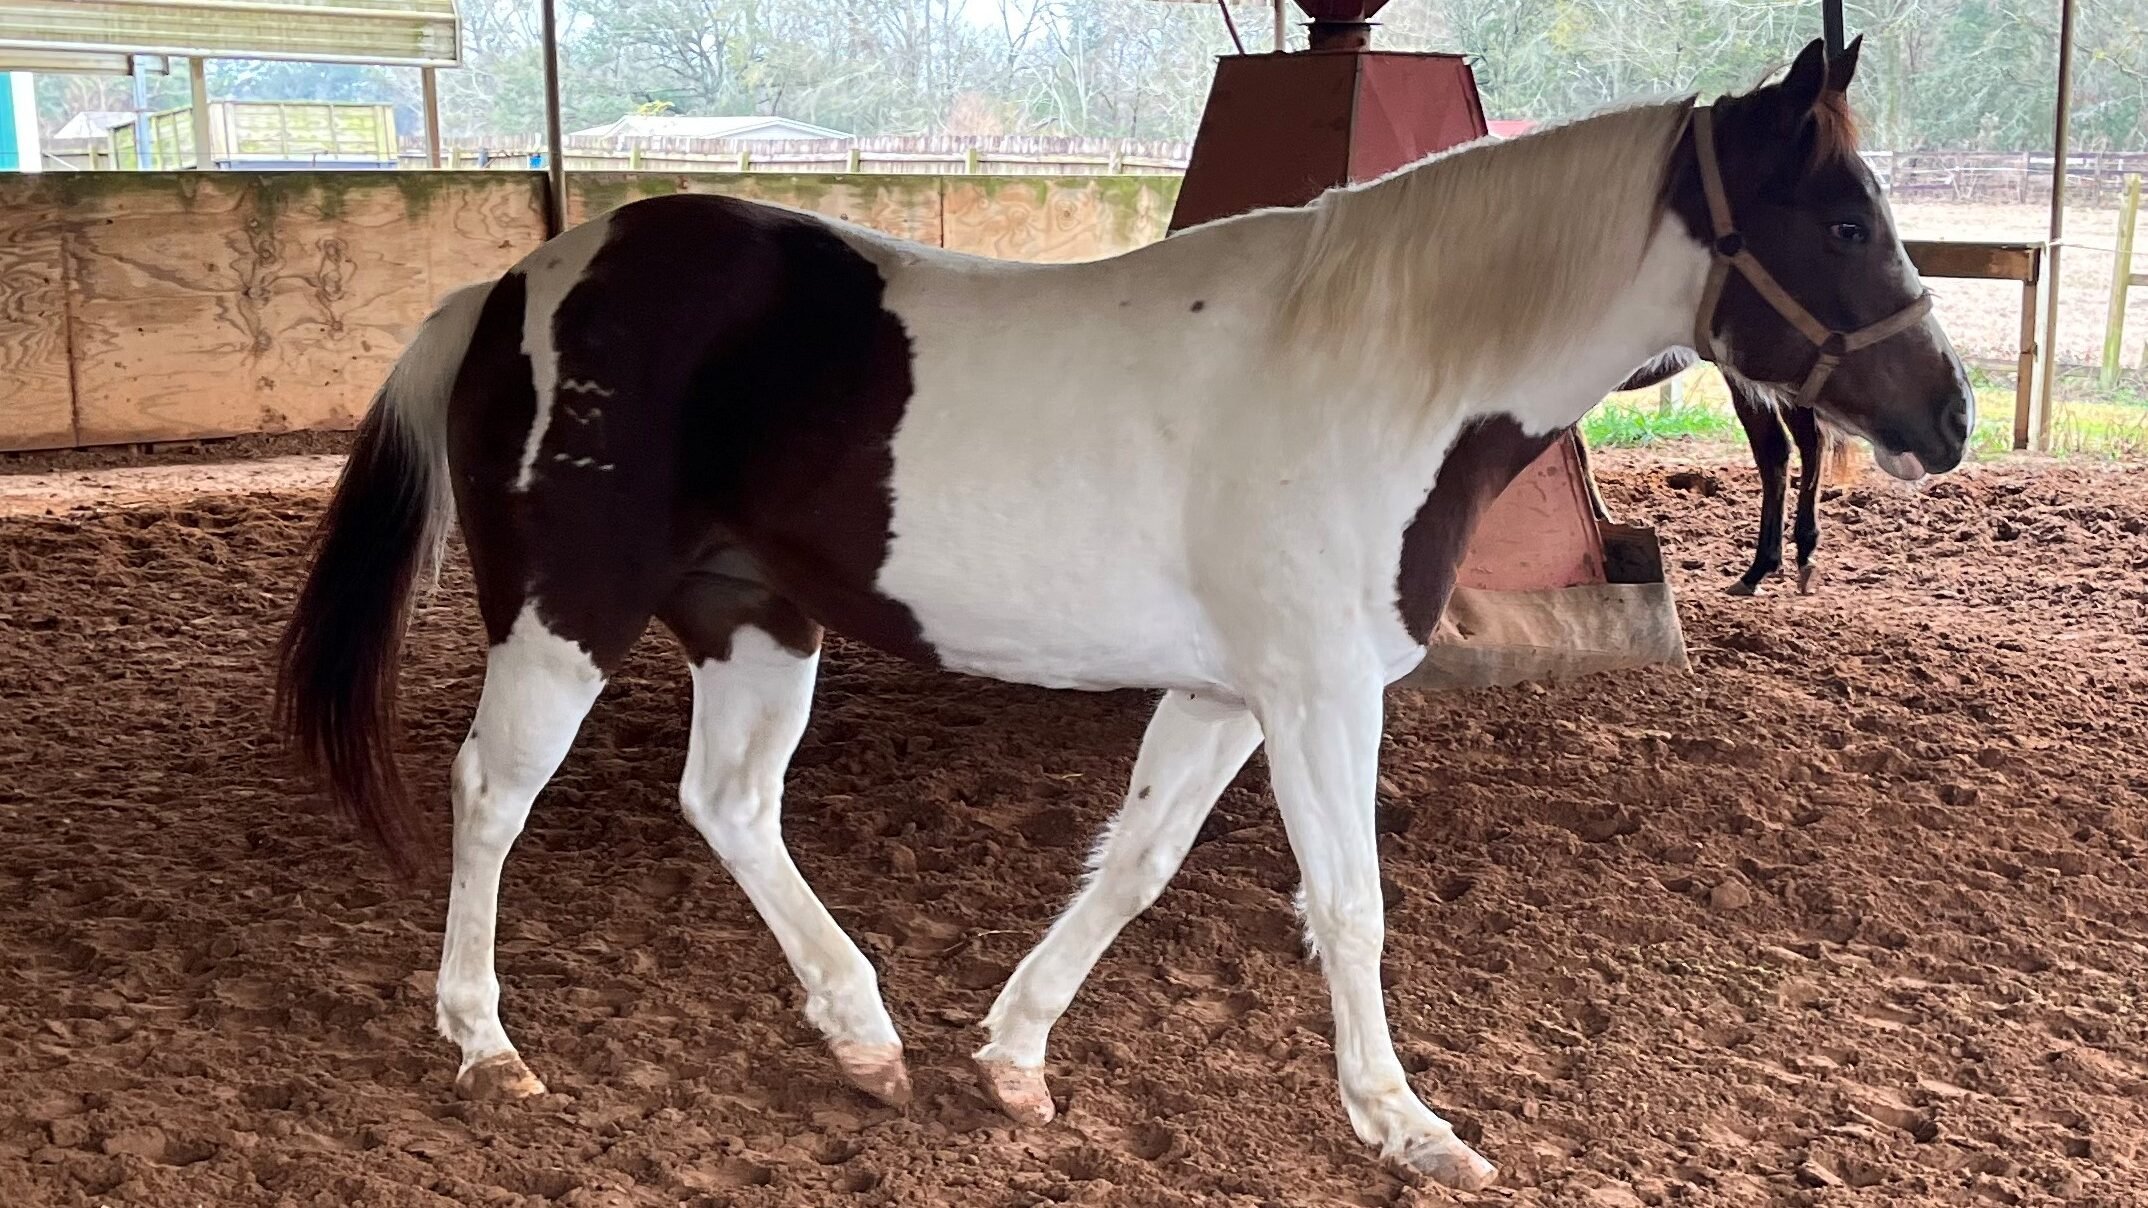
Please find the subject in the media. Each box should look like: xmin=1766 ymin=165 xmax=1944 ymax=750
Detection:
xmin=393 ymin=136 xmax=2148 ymax=202
xmin=400 ymin=133 xmax=1193 ymax=176
xmin=1865 ymin=150 xmax=2148 ymax=205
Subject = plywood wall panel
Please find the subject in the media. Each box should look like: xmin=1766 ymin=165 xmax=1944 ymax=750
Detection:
xmin=0 ymin=178 xmax=76 ymax=451
xmin=942 ymin=178 xmax=1177 ymax=262
xmin=13 ymin=170 xmax=1165 ymax=450
xmin=568 ymin=173 xmax=944 ymax=246
xmin=57 ymin=173 xmax=544 ymax=447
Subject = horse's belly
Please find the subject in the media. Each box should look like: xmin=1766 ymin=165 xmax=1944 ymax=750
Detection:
xmin=876 ymin=523 xmax=1218 ymax=690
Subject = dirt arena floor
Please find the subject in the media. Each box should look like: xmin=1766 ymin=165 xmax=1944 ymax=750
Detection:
xmin=3 ymin=443 xmax=2146 ymax=1207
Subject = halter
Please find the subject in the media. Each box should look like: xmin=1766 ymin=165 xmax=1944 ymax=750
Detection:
xmin=1688 ymin=104 xmax=1933 ymax=410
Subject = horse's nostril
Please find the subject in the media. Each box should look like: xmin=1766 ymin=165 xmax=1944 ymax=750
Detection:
xmin=1940 ymin=401 xmax=1970 ymax=444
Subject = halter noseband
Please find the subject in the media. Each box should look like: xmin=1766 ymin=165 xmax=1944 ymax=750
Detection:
xmin=1688 ymin=104 xmax=1933 ymax=410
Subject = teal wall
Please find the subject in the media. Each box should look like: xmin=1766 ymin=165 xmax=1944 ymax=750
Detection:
xmin=0 ymin=73 xmax=18 ymax=171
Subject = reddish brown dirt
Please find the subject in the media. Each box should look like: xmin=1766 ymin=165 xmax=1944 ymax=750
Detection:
xmin=2 ymin=450 xmax=2145 ymax=1208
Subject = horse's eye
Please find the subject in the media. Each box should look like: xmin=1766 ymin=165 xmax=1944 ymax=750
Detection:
xmin=1829 ymin=221 xmax=1870 ymax=244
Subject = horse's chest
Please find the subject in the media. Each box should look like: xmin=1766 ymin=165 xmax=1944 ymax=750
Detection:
xmin=1393 ymin=417 xmax=1562 ymax=643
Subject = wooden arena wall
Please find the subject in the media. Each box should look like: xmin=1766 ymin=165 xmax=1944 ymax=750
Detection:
xmin=0 ymin=171 xmax=1181 ymax=452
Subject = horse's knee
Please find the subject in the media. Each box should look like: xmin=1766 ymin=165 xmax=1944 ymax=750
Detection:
xmin=1303 ymin=888 xmax=1385 ymax=963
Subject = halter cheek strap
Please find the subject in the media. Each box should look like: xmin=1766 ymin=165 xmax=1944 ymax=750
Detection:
xmin=1689 ymin=104 xmax=1934 ymax=410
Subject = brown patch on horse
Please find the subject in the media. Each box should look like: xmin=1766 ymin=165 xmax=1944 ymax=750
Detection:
xmin=445 ymin=270 xmax=547 ymax=648
xmin=447 ymin=193 xmax=937 ymax=673
xmin=1393 ymin=417 xmax=1559 ymax=644
xmin=658 ymin=538 xmax=824 ymax=664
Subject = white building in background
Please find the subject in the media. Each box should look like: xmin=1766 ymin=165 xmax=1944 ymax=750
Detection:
xmin=569 ymin=114 xmax=850 ymax=142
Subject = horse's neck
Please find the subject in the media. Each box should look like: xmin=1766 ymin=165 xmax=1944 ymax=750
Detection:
xmin=1297 ymin=212 xmax=1708 ymax=448
xmin=1278 ymin=105 xmax=1706 ymax=434
xmin=1488 ymin=214 xmax=1711 ymax=429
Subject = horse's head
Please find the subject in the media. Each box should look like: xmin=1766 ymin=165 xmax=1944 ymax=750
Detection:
xmin=1680 ymin=37 xmax=1972 ymax=480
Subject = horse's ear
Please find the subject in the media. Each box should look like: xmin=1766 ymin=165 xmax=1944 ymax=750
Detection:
xmin=1826 ymin=35 xmax=1864 ymax=95
xmin=1779 ymin=38 xmax=1829 ymax=120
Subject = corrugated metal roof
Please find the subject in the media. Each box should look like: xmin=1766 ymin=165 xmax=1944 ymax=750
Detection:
xmin=0 ymin=0 xmax=460 ymax=68
xmin=52 ymin=109 xmax=143 ymax=140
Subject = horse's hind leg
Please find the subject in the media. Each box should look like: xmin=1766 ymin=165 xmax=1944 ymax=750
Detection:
xmin=662 ymin=578 xmax=910 ymax=1107
xmin=1787 ymin=404 xmax=1825 ymax=594
xmin=438 ymin=606 xmax=608 ymax=1100
xmin=974 ymin=690 xmax=1263 ymax=1123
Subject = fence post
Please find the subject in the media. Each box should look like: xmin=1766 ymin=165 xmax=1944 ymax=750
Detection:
xmin=846 ymin=145 xmax=861 ymax=173
xmin=737 ymin=149 xmax=750 ymax=171
xmin=628 ymin=146 xmax=643 ymax=170
xmin=964 ymin=146 xmax=980 ymax=174
xmin=2104 ymin=174 xmax=2141 ymax=388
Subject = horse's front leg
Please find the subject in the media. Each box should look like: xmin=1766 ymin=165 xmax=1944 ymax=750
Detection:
xmin=1258 ymin=671 xmax=1498 ymax=1191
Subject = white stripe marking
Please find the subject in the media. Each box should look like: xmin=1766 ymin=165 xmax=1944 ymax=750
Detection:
xmin=513 ymin=216 xmax=613 ymax=493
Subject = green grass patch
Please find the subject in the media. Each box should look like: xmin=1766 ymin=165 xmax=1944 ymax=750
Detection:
xmin=1582 ymin=362 xmax=2148 ymax=460
xmin=1581 ymin=399 xmax=1743 ymax=446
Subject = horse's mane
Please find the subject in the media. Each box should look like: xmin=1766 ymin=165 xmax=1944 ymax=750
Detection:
xmin=1810 ymin=88 xmax=1860 ymax=172
xmin=1275 ymin=98 xmax=1693 ymax=399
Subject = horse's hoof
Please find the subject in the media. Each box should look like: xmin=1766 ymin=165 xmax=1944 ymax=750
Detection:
xmin=1393 ymin=1133 xmax=1499 ymax=1191
xmin=1725 ymin=579 xmax=1760 ymax=597
xmin=974 ymin=1057 xmax=1055 ymax=1125
xmin=1797 ymin=564 xmax=1818 ymax=594
xmin=456 ymin=1052 xmax=547 ymax=1101
xmin=831 ymin=1041 xmax=913 ymax=1108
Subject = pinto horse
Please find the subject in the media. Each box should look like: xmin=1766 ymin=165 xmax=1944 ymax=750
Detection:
xmin=276 ymin=37 xmax=1968 ymax=1189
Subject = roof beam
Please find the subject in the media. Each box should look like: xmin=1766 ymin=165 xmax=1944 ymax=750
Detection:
xmin=0 ymin=0 xmax=460 ymax=68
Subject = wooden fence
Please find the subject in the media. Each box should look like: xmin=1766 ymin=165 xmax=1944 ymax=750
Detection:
xmin=397 ymin=134 xmax=2148 ymax=204
xmin=0 ymin=170 xmax=1179 ymax=452
xmin=400 ymin=133 xmax=1193 ymax=177
xmin=1867 ymin=150 xmax=2148 ymax=205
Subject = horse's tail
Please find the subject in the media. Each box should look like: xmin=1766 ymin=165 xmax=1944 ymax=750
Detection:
xmin=273 ymin=281 xmax=493 ymax=877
